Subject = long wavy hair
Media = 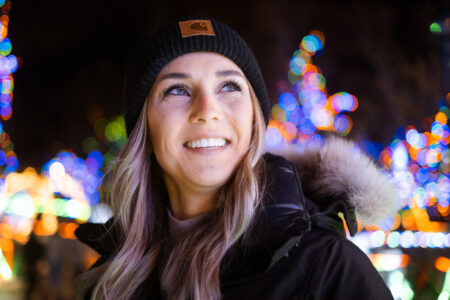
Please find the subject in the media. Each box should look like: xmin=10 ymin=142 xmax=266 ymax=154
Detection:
xmin=76 ymin=82 xmax=267 ymax=300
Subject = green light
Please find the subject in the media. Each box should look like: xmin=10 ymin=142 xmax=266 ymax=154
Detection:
xmin=53 ymin=198 xmax=67 ymax=217
xmin=36 ymin=203 xmax=45 ymax=214
xmin=438 ymin=271 xmax=450 ymax=300
xmin=105 ymin=122 xmax=124 ymax=142
xmin=0 ymin=252 xmax=12 ymax=280
xmin=388 ymin=270 xmax=414 ymax=300
xmin=430 ymin=23 xmax=442 ymax=33
xmin=117 ymin=115 xmax=125 ymax=127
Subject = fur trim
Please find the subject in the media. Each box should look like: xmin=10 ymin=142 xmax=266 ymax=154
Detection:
xmin=273 ymin=136 xmax=399 ymax=226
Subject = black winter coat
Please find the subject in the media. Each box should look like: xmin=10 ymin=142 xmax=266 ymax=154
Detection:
xmin=75 ymin=138 xmax=396 ymax=300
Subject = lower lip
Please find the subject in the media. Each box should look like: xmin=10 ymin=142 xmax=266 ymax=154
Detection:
xmin=184 ymin=144 xmax=229 ymax=154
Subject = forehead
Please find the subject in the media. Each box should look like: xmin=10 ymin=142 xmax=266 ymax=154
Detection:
xmin=157 ymin=52 xmax=244 ymax=77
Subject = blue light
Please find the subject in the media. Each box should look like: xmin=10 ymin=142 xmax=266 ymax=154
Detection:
xmin=279 ymin=93 xmax=298 ymax=112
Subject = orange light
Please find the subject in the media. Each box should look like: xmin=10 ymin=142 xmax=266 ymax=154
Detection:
xmin=423 ymin=132 xmax=433 ymax=147
xmin=438 ymin=204 xmax=450 ymax=216
xmin=356 ymin=220 xmax=364 ymax=232
xmin=58 ymin=222 xmax=78 ymax=240
xmin=0 ymin=222 xmax=13 ymax=239
xmin=435 ymin=256 xmax=450 ymax=272
xmin=13 ymin=231 xmax=29 ymax=245
xmin=410 ymin=207 xmax=446 ymax=232
xmin=0 ymin=15 xmax=9 ymax=24
xmin=407 ymin=144 xmax=420 ymax=160
xmin=301 ymin=64 xmax=318 ymax=74
xmin=33 ymin=220 xmax=45 ymax=236
xmin=379 ymin=148 xmax=393 ymax=168
xmin=0 ymin=238 xmax=14 ymax=269
xmin=42 ymin=213 xmax=58 ymax=236
xmin=84 ymin=249 xmax=101 ymax=270
xmin=401 ymin=210 xmax=417 ymax=231
xmin=435 ymin=112 xmax=448 ymax=124
xmin=390 ymin=213 xmax=401 ymax=231
xmin=309 ymin=29 xmax=325 ymax=45
xmin=0 ymin=25 xmax=7 ymax=40
xmin=365 ymin=225 xmax=381 ymax=231
xmin=280 ymin=122 xmax=297 ymax=141
xmin=428 ymin=196 xmax=437 ymax=206
xmin=0 ymin=238 xmax=13 ymax=252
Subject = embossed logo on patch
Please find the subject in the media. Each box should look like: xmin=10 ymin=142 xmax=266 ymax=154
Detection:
xmin=179 ymin=20 xmax=215 ymax=38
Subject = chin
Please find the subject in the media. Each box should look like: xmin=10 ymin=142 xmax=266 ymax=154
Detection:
xmin=188 ymin=169 xmax=234 ymax=189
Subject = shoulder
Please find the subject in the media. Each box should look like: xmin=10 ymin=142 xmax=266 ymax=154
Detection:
xmin=296 ymin=227 xmax=394 ymax=300
xmin=260 ymin=152 xmax=306 ymax=207
xmin=74 ymin=217 xmax=121 ymax=268
xmin=262 ymin=152 xmax=299 ymax=176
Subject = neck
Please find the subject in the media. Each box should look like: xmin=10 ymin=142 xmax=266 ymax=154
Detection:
xmin=164 ymin=174 xmax=219 ymax=220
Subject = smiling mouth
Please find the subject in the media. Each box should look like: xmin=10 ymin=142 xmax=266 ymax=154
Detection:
xmin=184 ymin=138 xmax=229 ymax=149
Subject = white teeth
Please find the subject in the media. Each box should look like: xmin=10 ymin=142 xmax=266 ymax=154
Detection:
xmin=186 ymin=138 xmax=227 ymax=149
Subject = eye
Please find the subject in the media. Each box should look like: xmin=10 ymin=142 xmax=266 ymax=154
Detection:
xmin=163 ymin=84 xmax=190 ymax=98
xmin=220 ymin=80 xmax=242 ymax=93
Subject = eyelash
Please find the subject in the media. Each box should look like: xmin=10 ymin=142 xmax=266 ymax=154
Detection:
xmin=221 ymin=80 xmax=242 ymax=92
xmin=162 ymin=80 xmax=243 ymax=99
xmin=162 ymin=84 xmax=188 ymax=98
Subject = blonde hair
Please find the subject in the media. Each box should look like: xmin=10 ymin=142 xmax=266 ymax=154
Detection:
xmin=76 ymin=82 xmax=267 ymax=300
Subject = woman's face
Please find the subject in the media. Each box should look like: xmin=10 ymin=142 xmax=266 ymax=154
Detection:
xmin=147 ymin=52 xmax=254 ymax=193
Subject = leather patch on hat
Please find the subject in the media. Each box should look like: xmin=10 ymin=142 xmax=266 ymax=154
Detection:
xmin=179 ymin=20 xmax=215 ymax=38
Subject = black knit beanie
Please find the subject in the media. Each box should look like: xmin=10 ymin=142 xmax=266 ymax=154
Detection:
xmin=123 ymin=16 xmax=270 ymax=137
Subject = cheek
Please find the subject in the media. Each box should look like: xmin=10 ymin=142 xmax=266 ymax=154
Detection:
xmin=147 ymin=108 xmax=176 ymax=159
xmin=230 ymin=101 xmax=254 ymax=145
xmin=147 ymin=104 xmax=189 ymax=171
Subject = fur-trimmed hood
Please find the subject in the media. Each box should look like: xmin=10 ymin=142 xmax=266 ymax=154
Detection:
xmin=280 ymin=136 xmax=399 ymax=232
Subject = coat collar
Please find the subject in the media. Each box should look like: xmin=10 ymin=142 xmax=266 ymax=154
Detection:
xmin=218 ymin=153 xmax=311 ymax=286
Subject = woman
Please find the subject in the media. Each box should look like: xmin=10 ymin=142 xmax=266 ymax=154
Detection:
xmin=74 ymin=16 xmax=398 ymax=300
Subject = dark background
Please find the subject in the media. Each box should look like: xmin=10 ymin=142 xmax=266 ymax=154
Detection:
xmin=6 ymin=0 xmax=449 ymax=171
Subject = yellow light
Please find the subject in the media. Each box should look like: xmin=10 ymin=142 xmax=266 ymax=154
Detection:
xmin=41 ymin=213 xmax=58 ymax=236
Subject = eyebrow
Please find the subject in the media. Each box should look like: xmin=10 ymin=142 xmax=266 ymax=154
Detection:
xmin=157 ymin=69 xmax=244 ymax=84
xmin=216 ymin=70 xmax=244 ymax=78
xmin=157 ymin=72 xmax=191 ymax=83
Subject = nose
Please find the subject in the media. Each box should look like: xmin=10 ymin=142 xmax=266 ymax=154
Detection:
xmin=189 ymin=90 xmax=223 ymax=124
